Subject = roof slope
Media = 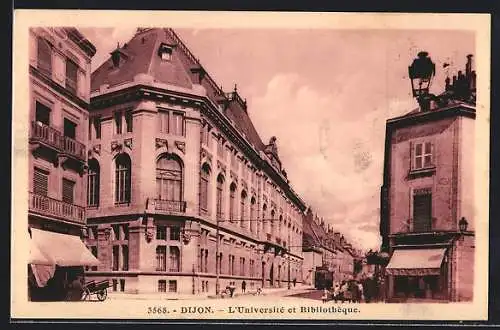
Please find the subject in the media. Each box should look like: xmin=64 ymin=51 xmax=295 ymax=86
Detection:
xmin=91 ymin=28 xmax=266 ymax=152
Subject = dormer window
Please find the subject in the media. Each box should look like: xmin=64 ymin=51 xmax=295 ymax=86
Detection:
xmin=158 ymin=43 xmax=175 ymax=62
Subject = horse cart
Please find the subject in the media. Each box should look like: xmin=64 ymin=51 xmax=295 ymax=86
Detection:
xmin=82 ymin=279 xmax=111 ymax=301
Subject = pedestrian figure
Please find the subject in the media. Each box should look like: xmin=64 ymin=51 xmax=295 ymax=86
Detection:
xmin=341 ymin=281 xmax=351 ymax=303
xmin=357 ymin=281 xmax=364 ymax=303
xmin=333 ymin=283 xmax=340 ymax=303
xmin=293 ymin=278 xmax=296 ymax=287
xmin=321 ymin=288 xmax=329 ymax=303
xmin=229 ymin=282 xmax=236 ymax=297
xmin=241 ymin=280 xmax=246 ymax=293
xmin=256 ymin=287 xmax=262 ymax=295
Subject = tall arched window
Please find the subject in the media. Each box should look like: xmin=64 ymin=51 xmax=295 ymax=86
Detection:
xmin=250 ymin=196 xmax=256 ymax=233
xmin=200 ymin=163 xmax=210 ymax=213
xmin=229 ymin=183 xmax=237 ymax=222
xmin=115 ymin=153 xmax=131 ymax=204
xmin=240 ymin=190 xmax=247 ymax=228
xmin=262 ymin=204 xmax=268 ymax=233
xmin=87 ymin=158 xmax=100 ymax=207
xmin=216 ymin=174 xmax=224 ymax=220
xmin=270 ymin=210 xmax=276 ymax=236
xmin=156 ymin=154 xmax=183 ymax=201
xmin=169 ymin=246 xmax=180 ymax=272
xmin=279 ymin=214 xmax=283 ymax=238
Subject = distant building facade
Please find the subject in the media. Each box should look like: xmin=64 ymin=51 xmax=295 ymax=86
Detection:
xmin=27 ymin=27 xmax=98 ymax=299
xmin=84 ymin=28 xmax=306 ymax=295
xmin=380 ymin=55 xmax=476 ymax=302
xmin=302 ymin=209 xmax=357 ymax=285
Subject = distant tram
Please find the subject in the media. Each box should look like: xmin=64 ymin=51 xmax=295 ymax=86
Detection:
xmin=314 ymin=267 xmax=333 ymax=290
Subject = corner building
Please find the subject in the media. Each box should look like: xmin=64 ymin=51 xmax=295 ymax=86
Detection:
xmin=27 ymin=27 xmax=98 ymax=298
xmin=85 ymin=28 xmax=306 ymax=295
xmin=380 ymin=55 xmax=476 ymax=302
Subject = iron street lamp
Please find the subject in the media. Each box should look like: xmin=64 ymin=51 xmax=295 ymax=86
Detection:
xmin=408 ymin=51 xmax=436 ymax=110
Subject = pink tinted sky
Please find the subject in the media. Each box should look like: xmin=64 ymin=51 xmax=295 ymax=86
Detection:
xmin=80 ymin=27 xmax=475 ymax=251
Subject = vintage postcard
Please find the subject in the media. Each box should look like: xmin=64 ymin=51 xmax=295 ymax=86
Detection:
xmin=11 ymin=10 xmax=491 ymax=321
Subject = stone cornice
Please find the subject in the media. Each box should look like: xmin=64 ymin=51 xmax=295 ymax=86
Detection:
xmin=90 ymin=84 xmax=307 ymax=212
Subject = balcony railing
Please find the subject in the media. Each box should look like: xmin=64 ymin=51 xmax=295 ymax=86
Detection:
xmin=153 ymin=199 xmax=186 ymax=213
xmin=30 ymin=121 xmax=86 ymax=160
xmin=29 ymin=192 xmax=85 ymax=224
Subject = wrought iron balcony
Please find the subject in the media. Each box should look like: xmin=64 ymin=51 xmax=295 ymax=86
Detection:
xmin=29 ymin=192 xmax=85 ymax=224
xmin=153 ymin=199 xmax=187 ymax=213
xmin=30 ymin=121 xmax=86 ymax=161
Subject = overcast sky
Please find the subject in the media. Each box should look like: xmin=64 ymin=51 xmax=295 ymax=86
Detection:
xmin=80 ymin=27 xmax=475 ymax=251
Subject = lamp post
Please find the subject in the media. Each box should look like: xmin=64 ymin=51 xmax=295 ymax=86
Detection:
xmin=287 ymin=231 xmax=291 ymax=290
xmin=408 ymin=51 xmax=436 ymax=111
xmin=215 ymin=216 xmax=220 ymax=296
xmin=459 ymin=217 xmax=468 ymax=242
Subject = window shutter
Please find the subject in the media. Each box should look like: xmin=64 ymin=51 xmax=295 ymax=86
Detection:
xmin=409 ymin=141 xmax=414 ymax=170
xmin=62 ymin=179 xmax=75 ymax=204
xmin=33 ymin=169 xmax=48 ymax=196
xmin=431 ymin=139 xmax=436 ymax=167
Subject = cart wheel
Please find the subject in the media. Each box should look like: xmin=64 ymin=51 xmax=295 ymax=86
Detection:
xmin=97 ymin=289 xmax=107 ymax=301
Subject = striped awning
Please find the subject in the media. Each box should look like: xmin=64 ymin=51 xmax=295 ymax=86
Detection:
xmin=386 ymin=248 xmax=447 ymax=276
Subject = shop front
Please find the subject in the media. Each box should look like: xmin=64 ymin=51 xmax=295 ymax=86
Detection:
xmin=28 ymin=228 xmax=100 ymax=301
xmin=385 ymin=247 xmax=448 ymax=302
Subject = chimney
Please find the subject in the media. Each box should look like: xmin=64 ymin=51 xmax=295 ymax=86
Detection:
xmin=466 ymin=54 xmax=473 ymax=78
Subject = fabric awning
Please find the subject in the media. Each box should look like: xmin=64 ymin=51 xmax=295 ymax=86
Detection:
xmin=29 ymin=231 xmax=55 ymax=265
xmin=30 ymin=228 xmax=100 ymax=267
xmin=386 ymin=248 xmax=447 ymax=276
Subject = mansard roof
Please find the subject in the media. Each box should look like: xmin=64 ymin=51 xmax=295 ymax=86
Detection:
xmin=91 ymin=28 xmax=266 ymax=152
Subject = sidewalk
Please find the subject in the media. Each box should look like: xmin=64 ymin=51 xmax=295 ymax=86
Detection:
xmin=107 ymin=284 xmax=314 ymax=301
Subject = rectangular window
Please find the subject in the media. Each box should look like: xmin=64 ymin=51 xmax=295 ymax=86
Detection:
xmin=120 ymin=279 xmax=125 ymax=292
xmin=112 ymin=245 xmax=119 ymax=271
xmin=169 ymin=226 xmax=180 ymax=241
xmin=169 ymin=247 xmax=180 ymax=272
xmin=112 ymin=279 xmax=118 ymax=291
xmin=65 ymin=59 xmax=78 ymax=95
xmin=125 ymin=111 xmax=133 ymax=133
xmin=168 ymin=280 xmax=177 ymax=292
xmin=35 ymin=101 xmax=51 ymax=125
xmin=159 ymin=111 xmax=169 ymax=134
xmin=122 ymin=245 xmax=129 ymax=271
xmin=115 ymin=112 xmax=122 ymax=134
xmin=94 ymin=117 xmax=101 ymax=139
xmin=413 ymin=141 xmax=434 ymax=170
xmin=112 ymin=224 xmax=120 ymax=240
xmin=37 ymin=37 xmax=52 ymax=76
xmin=158 ymin=280 xmax=167 ymax=293
xmin=204 ymin=250 xmax=208 ymax=273
xmin=413 ymin=190 xmax=432 ymax=232
xmin=172 ymin=112 xmax=184 ymax=136
xmin=33 ymin=168 xmax=48 ymax=196
xmin=156 ymin=246 xmax=167 ymax=271
xmin=123 ymin=224 xmax=129 ymax=240
xmin=156 ymin=226 xmax=167 ymax=240
xmin=64 ymin=118 xmax=77 ymax=139
xmin=62 ymin=178 xmax=75 ymax=204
